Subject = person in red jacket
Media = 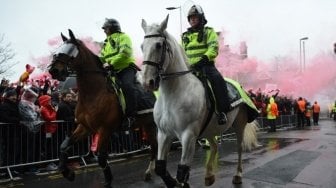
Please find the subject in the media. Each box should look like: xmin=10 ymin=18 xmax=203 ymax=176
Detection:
xmin=39 ymin=95 xmax=57 ymax=135
xmin=38 ymin=94 xmax=58 ymax=171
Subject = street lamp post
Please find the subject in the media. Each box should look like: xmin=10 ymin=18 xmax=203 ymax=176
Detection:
xmin=166 ymin=6 xmax=182 ymax=36
xmin=302 ymin=40 xmax=306 ymax=71
xmin=299 ymin=37 xmax=308 ymax=73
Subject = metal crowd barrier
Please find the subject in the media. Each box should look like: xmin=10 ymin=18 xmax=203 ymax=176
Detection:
xmin=0 ymin=121 xmax=150 ymax=181
xmin=256 ymin=114 xmax=298 ymax=131
xmin=198 ymin=114 xmax=298 ymax=146
xmin=0 ymin=114 xmax=299 ymax=181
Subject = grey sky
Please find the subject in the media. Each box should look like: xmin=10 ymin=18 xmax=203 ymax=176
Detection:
xmin=1 ymin=0 xmax=336 ymax=81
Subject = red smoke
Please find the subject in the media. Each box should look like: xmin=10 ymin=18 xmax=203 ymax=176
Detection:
xmin=22 ymin=33 xmax=336 ymax=107
xmin=215 ymin=33 xmax=336 ymax=105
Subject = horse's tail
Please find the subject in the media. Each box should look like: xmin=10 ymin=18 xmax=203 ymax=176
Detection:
xmin=242 ymin=120 xmax=261 ymax=151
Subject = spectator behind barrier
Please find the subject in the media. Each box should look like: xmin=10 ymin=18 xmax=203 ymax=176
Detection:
xmin=18 ymin=86 xmax=43 ymax=133
xmin=57 ymin=90 xmax=75 ymax=122
xmin=0 ymin=89 xmax=20 ymax=123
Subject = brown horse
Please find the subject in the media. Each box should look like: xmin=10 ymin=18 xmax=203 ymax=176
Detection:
xmin=48 ymin=29 xmax=157 ymax=188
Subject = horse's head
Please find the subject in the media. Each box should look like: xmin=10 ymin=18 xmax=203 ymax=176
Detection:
xmin=140 ymin=15 xmax=170 ymax=91
xmin=48 ymin=29 xmax=82 ymax=81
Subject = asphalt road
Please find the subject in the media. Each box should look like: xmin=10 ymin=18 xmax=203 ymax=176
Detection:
xmin=1 ymin=118 xmax=336 ymax=188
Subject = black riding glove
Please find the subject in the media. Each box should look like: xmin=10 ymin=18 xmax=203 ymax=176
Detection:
xmin=103 ymin=63 xmax=115 ymax=77
xmin=193 ymin=55 xmax=209 ymax=70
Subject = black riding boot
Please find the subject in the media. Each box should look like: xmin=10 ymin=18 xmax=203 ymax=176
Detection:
xmin=121 ymin=89 xmax=137 ymax=131
xmin=217 ymin=112 xmax=228 ymax=125
xmin=203 ymin=64 xmax=230 ymax=125
xmin=117 ymin=67 xmax=138 ymax=131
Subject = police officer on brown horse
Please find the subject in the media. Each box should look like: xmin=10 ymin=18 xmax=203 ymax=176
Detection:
xmin=100 ymin=18 xmax=138 ymax=130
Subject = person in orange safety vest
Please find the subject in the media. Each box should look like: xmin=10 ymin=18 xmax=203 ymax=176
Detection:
xmin=296 ymin=97 xmax=306 ymax=129
xmin=305 ymin=103 xmax=312 ymax=127
xmin=266 ymin=97 xmax=278 ymax=132
xmin=312 ymin=101 xmax=320 ymax=125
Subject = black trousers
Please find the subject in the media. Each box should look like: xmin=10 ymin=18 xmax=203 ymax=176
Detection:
xmin=297 ymin=112 xmax=305 ymax=127
xmin=116 ymin=66 xmax=137 ymax=117
xmin=267 ymin=118 xmax=276 ymax=131
xmin=201 ymin=64 xmax=230 ymax=113
xmin=312 ymin=113 xmax=319 ymax=124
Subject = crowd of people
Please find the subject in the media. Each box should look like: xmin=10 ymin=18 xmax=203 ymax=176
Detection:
xmin=0 ymin=4 xmax=331 ymax=184
xmin=0 ymin=78 xmax=77 ymax=175
xmin=0 ymin=77 xmax=148 ymax=177
xmin=247 ymin=88 xmax=322 ymax=132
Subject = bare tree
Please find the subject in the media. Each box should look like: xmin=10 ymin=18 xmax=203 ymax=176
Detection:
xmin=0 ymin=34 xmax=19 ymax=77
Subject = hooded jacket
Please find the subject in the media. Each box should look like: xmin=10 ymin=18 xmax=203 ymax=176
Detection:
xmin=266 ymin=97 xmax=278 ymax=119
xmin=39 ymin=95 xmax=57 ymax=134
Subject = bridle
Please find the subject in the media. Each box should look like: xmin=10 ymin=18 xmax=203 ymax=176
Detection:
xmin=51 ymin=42 xmax=79 ymax=77
xmin=142 ymin=34 xmax=191 ymax=81
xmin=50 ymin=41 xmax=105 ymax=78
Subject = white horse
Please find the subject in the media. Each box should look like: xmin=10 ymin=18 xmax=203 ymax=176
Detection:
xmin=140 ymin=15 xmax=259 ymax=187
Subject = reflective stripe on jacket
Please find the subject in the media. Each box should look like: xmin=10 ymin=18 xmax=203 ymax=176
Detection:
xmin=305 ymin=109 xmax=312 ymax=117
xmin=182 ymin=27 xmax=218 ymax=65
xmin=99 ymin=32 xmax=135 ymax=71
xmin=267 ymin=97 xmax=278 ymax=119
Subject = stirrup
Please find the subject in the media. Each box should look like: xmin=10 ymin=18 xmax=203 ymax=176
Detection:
xmin=217 ymin=112 xmax=227 ymax=125
xmin=122 ymin=116 xmax=135 ymax=130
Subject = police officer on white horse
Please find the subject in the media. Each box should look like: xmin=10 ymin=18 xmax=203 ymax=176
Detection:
xmin=182 ymin=5 xmax=230 ymax=125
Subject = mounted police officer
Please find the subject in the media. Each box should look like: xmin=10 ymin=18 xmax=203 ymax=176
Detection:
xmin=182 ymin=5 xmax=230 ymax=125
xmin=99 ymin=18 xmax=137 ymax=130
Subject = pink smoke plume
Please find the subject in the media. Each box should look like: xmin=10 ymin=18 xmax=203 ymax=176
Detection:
xmin=215 ymin=32 xmax=336 ymax=105
xmin=18 ymin=36 xmax=101 ymax=87
xmin=21 ymin=32 xmax=336 ymax=106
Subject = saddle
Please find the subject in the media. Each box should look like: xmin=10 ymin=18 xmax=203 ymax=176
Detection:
xmin=106 ymin=75 xmax=156 ymax=116
xmin=195 ymin=73 xmax=259 ymax=124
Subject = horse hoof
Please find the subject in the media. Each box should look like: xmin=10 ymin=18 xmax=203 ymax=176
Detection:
xmin=205 ymin=175 xmax=215 ymax=186
xmin=144 ymin=173 xmax=152 ymax=181
xmin=182 ymin=182 xmax=190 ymax=188
xmin=62 ymin=169 xmax=75 ymax=182
xmin=103 ymin=182 xmax=112 ymax=188
xmin=232 ymin=175 xmax=242 ymax=184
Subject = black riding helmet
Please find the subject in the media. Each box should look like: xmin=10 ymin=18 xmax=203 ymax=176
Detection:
xmin=187 ymin=5 xmax=208 ymax=25
xmin=102 ymin=18 xmax=121 ymax=32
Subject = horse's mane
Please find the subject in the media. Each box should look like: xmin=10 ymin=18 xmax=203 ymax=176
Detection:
xmin=160 ymin=27 xmax=190 ymax=68
xmin=75 ymin=39 xmax=104 ymax=70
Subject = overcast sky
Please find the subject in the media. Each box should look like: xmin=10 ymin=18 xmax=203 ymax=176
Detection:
xmin=1 ymin=0 xmax=336 ymax=81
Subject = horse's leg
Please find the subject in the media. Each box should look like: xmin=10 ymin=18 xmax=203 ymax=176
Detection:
xmin=143 ymin=118 xmax=158 ymax=181
xmin=176 ymin=132 xmax=197 ymax=187
xmin=155 ymin=131 xmax=177 ymax=188
xmin=96 ymin=129 xmax=113 ymax=188
xmin=59 ymin=124 xmax=89 ymax=181
xmin=232 ymin=123 xmax=244 ymax=184
xmin=232 ymin=109 xmax=248 ymax=184
xmin=204 ymin=136 xmax=218 ymax=186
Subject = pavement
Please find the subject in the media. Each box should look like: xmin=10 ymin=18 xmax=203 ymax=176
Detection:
xmin=1 ymin=118 xmax=336 ymax=188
